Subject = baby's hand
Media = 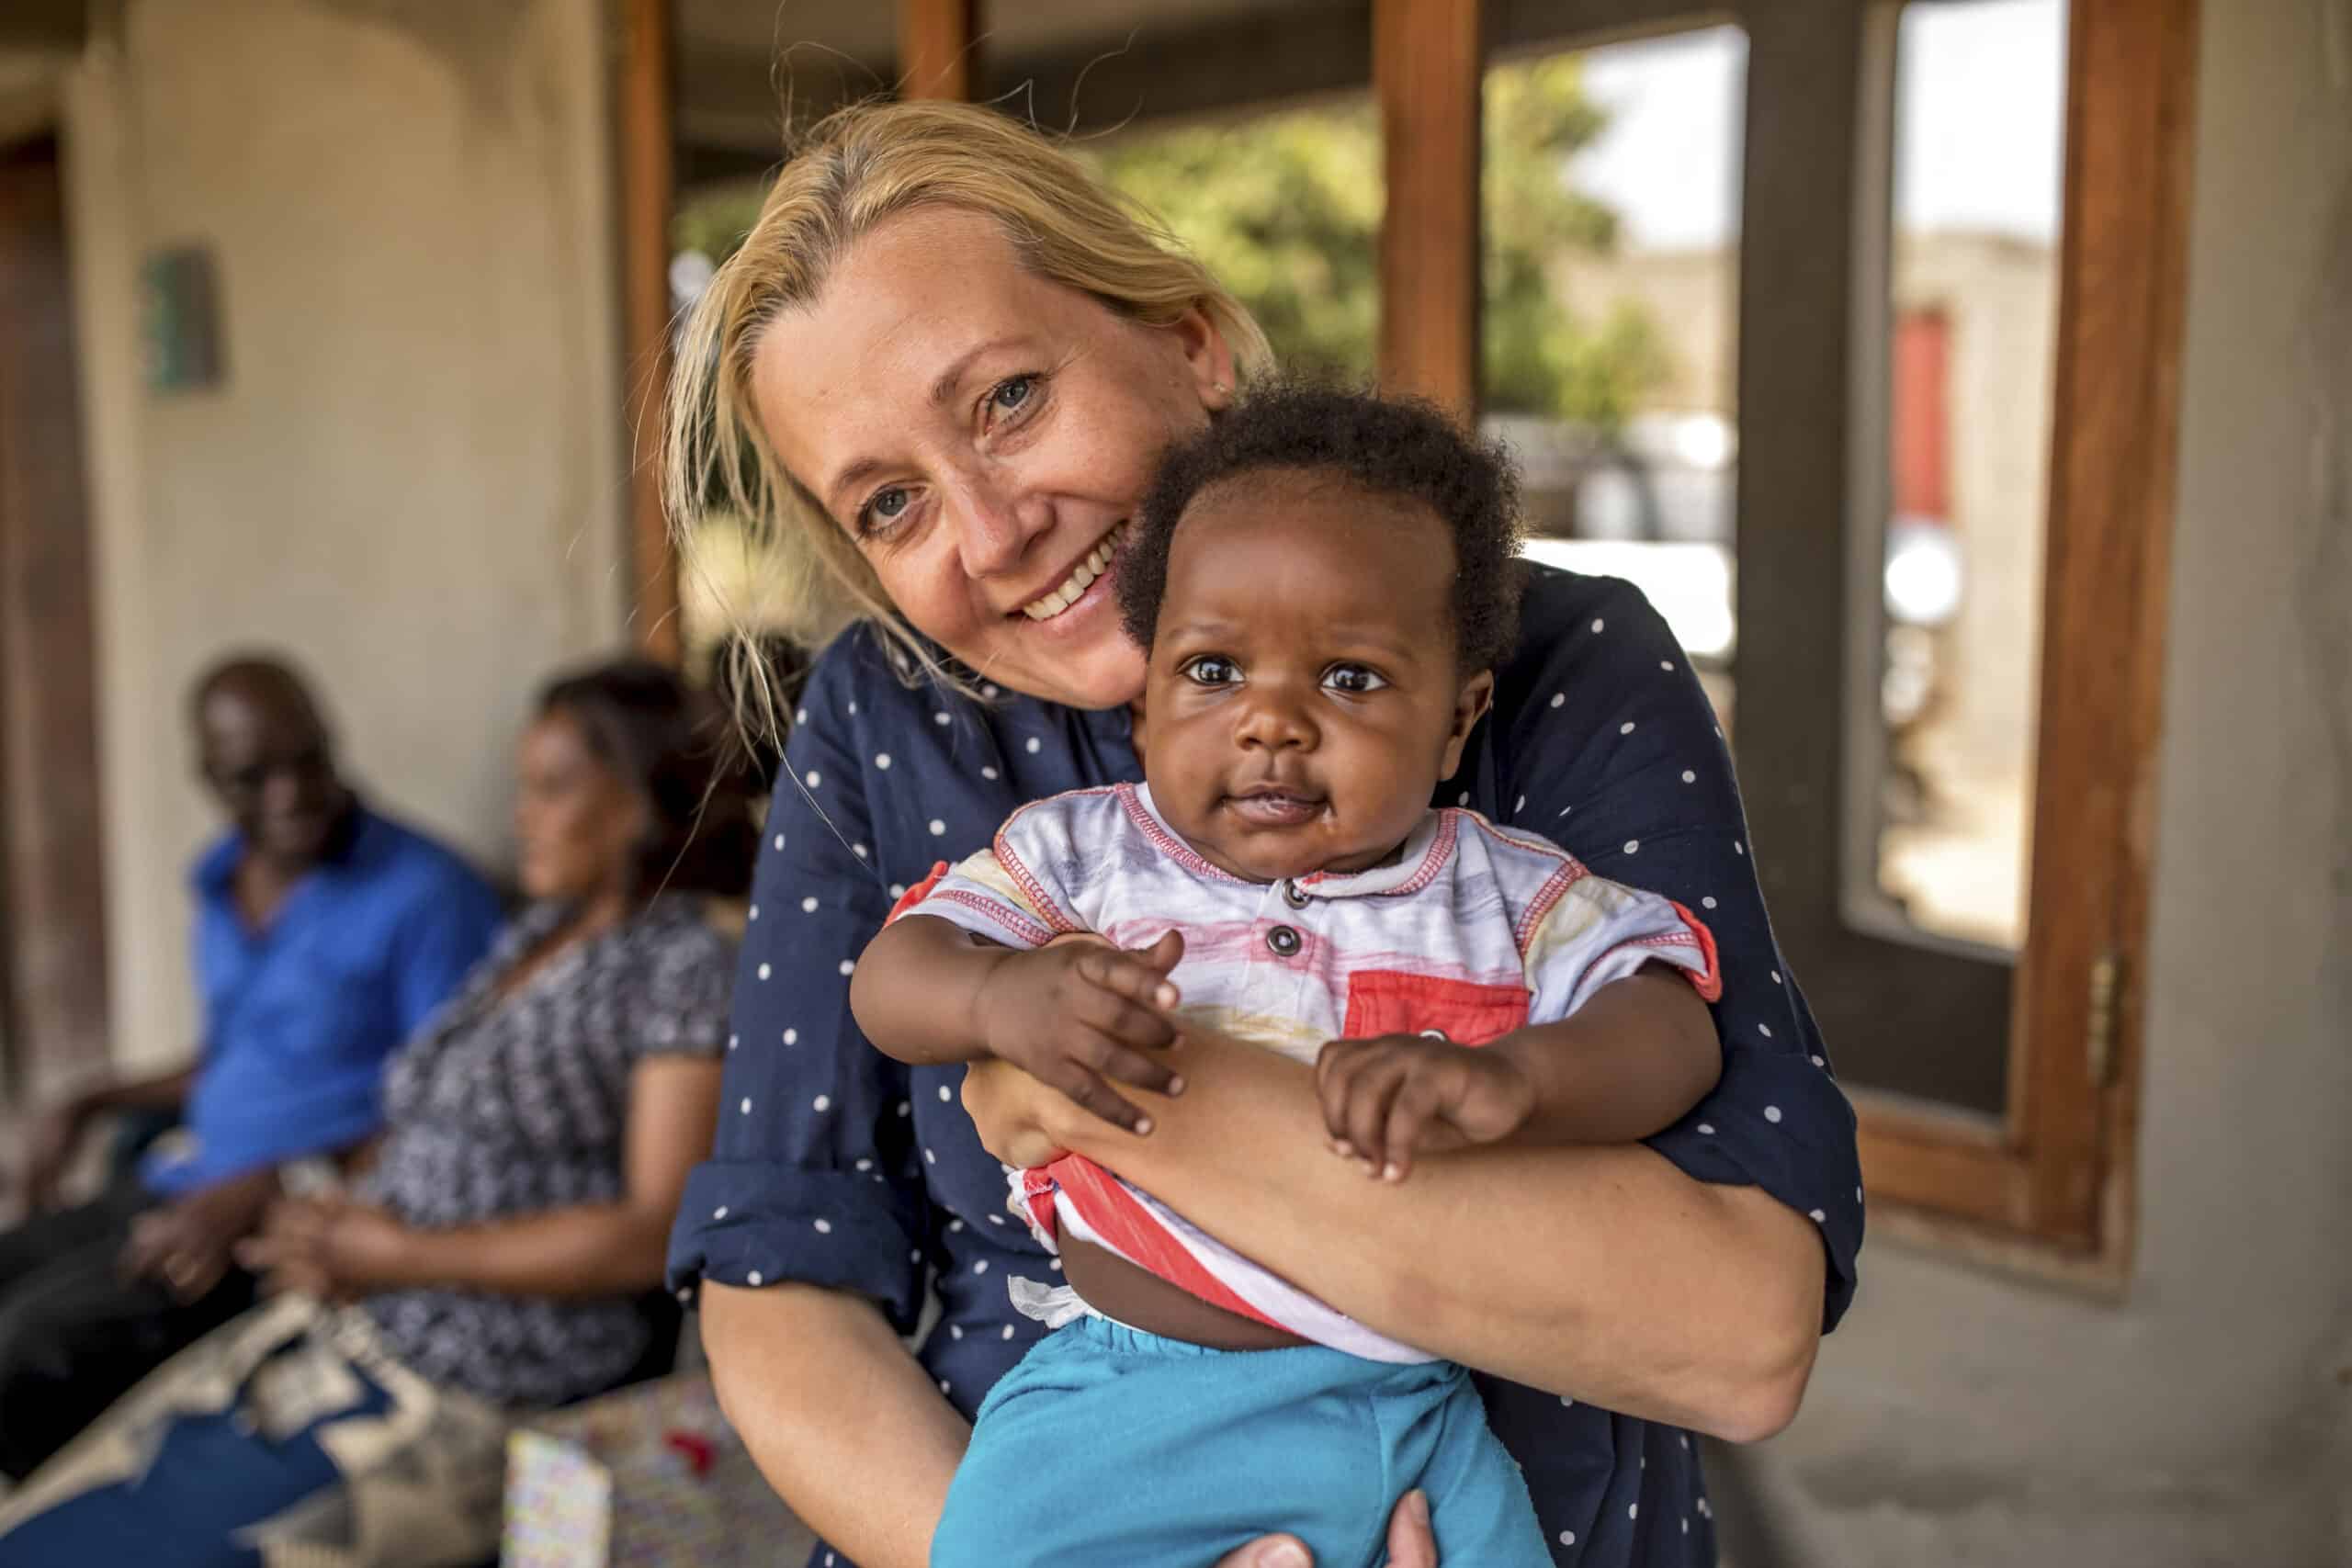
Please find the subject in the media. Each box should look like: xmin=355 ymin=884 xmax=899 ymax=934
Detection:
xmin=974 ymin=931 xmax=1186 ymax=1134
xmin=1314 ymin=1033 xmax=1533 ymax=1181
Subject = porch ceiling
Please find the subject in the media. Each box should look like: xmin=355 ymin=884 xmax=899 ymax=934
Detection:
xmin=677 ymin=0 xmax=1369 ymax=185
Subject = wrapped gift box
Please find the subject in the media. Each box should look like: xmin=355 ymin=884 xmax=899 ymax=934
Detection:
xmin=503 ymin=1371 xmax=815 ymax=1567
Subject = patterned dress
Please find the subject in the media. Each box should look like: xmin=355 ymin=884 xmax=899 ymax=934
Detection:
xmin=364 ymin=895 xmax=734 ymax=1406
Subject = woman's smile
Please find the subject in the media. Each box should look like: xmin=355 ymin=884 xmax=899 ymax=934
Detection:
xmin=1013 ymin=521 xmax=1129 ymax=622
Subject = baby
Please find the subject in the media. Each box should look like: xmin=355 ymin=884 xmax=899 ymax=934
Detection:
xmin=852 ymin=385 xmax=1723 ymax=1568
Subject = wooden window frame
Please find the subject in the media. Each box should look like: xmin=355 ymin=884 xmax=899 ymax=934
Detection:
xmin=1363 ymin=0 xmax=2196 ymax=1276
xmin=1848 ymin=0 xmax=2197 ymax=1275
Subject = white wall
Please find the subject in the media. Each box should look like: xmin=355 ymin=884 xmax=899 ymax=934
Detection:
xmin=1730 ymin=3 xmax=2352 ymax=1564
xmin=57 ymin=0 xmax=626 ymax=1070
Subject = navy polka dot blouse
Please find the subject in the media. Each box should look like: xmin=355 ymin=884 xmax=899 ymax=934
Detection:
xmin=670 ymin=567 xmax=1862 ymax=1567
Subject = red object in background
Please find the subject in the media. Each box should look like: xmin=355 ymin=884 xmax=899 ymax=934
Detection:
xmin=1893 ymin=308 xmax=1951 ymax=520
xmin=663 ymin=1429 xmax=717 ymax=1477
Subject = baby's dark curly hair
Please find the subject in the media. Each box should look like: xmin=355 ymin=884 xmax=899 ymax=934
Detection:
xmin=1117 ymin=381 xmax=1526 ymax=674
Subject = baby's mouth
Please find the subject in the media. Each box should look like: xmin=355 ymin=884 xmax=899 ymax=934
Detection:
xmin=1222 ymin=787 xmax=1326 ymax=828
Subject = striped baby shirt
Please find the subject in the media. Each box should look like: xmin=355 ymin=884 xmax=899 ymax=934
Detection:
xmin=907 ymin=780 xmax=1721 ymax=1362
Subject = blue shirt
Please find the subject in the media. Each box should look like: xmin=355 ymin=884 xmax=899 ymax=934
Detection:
xmin=670 ymin=567 xmax=1863 ymax=1568
xmin=143 ymin=804 xmax=504 ymax=1196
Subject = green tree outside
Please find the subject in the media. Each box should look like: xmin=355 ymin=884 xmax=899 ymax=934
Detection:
xmin=1088 ymin=55 xmax=1668 ymax=426
xmin=673 ymin=56 xmax=1666 ymax=426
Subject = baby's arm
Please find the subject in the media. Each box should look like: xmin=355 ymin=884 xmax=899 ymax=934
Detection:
xmin=1317 ymin=868 xmax=1724 ymax=1180
xmin=1315 ymin=967 xmax=1718 ymax=1179
xmin=851 ymin=914 xmax=1189 ymax=1134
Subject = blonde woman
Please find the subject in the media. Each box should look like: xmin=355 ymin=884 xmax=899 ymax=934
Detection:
xmin=668 ymin=101 xmax=1860 ymax=1568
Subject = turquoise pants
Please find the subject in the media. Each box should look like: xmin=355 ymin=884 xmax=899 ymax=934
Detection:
xmin=932 ymin=1314 xmax=1548 ymax=1568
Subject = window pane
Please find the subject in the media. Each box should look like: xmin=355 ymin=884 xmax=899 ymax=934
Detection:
xmin=1088 ymin=96 xmax=1383 ymax=385
xmin=1867 ymin=0 xmax=2066 ymax=952
xmin=1482 ymin=28 xmax=1747 ymax=736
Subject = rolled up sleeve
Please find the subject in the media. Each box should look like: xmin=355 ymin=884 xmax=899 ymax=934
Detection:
xmin=667 ymin=644 xmax=934 ymax=1333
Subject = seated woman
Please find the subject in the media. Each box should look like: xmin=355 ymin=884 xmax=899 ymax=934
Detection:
xmin=0 ymin=658 xmax=756 ymax=1568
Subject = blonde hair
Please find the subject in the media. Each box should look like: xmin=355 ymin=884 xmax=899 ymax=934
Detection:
xmin=663 ymin=99 xmax=1274 ymax=738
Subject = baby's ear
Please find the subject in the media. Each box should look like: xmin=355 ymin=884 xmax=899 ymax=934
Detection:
xmin=1440 ymin=670 xmax=1496 ymax=778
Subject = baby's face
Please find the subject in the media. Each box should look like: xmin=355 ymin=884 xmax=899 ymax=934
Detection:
xmin=1141 ymin=471 xmax=1491 ymax=884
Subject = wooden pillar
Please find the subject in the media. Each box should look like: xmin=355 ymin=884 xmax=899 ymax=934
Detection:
xmin=619 ymin=0 xmax=681 ymax=663
xmin=1374 ymin=0 xmax=1482 ymax=416
xmin=0 ymin=139 xmax=110 ymax=1101
xmin=2014 ymin=0 xmax=2199 ymax=1245
xmin=899 ymin=0 xmax=981 ymax=102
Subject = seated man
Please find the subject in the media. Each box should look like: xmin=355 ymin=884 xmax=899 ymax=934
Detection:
xmin=0 ymin=654 xmax=503 ymax=1478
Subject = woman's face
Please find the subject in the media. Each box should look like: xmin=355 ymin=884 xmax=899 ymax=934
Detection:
xmin=751 ymin=206 xmax=1235 ymax=710
xmin=514 ymin=711 xmax=645 ymax=905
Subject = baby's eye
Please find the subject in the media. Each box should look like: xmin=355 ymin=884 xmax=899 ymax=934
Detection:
xmin=1182 ymin=655 xmax=1241 ymax=687
xmin=1322 ymin=664 xmax=1389 ymax=694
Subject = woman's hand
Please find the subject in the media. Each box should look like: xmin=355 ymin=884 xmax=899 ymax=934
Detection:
xmin=1212 ymin=1490 xmax=1438 ymax=1568
xmin=959 ymin=1056 xmax=1076 ymax=1169
xmin=237 ymin=1196 xmax=413 ymax=1302
xmin=119 ymin=1166 xmax=280 ymax=1301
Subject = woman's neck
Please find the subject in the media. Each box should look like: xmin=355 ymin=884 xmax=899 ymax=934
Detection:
xmin=569 ymin=886 xmax=635 ymax=942
xmin=492 ymin=888 xmax=637 ymax=1002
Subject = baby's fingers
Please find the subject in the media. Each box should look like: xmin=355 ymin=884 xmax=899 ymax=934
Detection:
xmin=1340 ymin=1060 xmax=1408 ymax=1179
xmin=1129 ymin=929 xmax=1186 ymax=976
xmin=1071 ymin=980 xmax=1180 ymax=1055
xmin=1047 ymin=1061 xmax=1155 ymax=1135
xmin=1314 ymin=1040 xmax=1368 ymax=1152
xmin=1075 ymin=946 xmax=1182 ymax=1013
xmin=1379 ymin=1074 xmax=1453 ymax=1182
xmin=1078 ymin=1029 xmax=1185 ymax=1098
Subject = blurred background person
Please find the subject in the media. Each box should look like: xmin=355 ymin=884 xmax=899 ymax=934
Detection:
xmin=0 ymin=657 xmax=752 ymax=1568
xmin=0 ymin=653 xmax=502 ymax=1480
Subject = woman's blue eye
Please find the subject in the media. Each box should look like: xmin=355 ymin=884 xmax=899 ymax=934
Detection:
xmin=1183 ymin=656 xmax=1239 ymax=686
xmin=1324 ymin=664 xmax=1388 ymax=694
xmin=989 ymin=376 xmax=1035 ymax=414
xmin=867 ymin=487 xmax=910 ymax=525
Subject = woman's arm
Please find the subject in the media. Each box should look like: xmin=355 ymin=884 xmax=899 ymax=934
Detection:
xmin=969 ymin=1022 xmax=1822 ymax=1443
xmin=701 ymin=1280 xmax=969 ymax=1568
xmin=251 ymin=1056 xmax=722 ymax=1301
xmin=394 ymin=1055 xmax=722 ymax=1296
